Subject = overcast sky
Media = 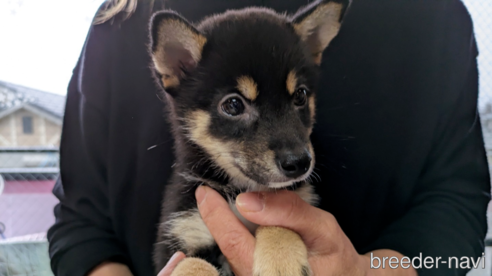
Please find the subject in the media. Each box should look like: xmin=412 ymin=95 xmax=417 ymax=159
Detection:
xmin=0 ymin=0 xmax=490 ymax=104
xmin=0 ymin=0 xmax=103 ymax=95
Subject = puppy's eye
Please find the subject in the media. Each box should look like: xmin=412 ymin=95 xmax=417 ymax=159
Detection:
xmin=293 ymin=87 xmax=307 ymax=106
xmin=221 ymin=97 xmax=245 ymax=116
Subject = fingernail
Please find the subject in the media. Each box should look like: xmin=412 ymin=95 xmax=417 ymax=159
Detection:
xmin=168 ymin=252 xmax=180 ymax=264
xmin=236 ymin=192 xmax=265 ymax=212
xmin=162 ymin=251 xmax=182 ymax=272
xmin=195 ymin=186 xmax=208 ymax=205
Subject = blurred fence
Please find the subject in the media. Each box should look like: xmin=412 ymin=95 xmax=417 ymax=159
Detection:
xmin=465 ymin=2 xmax=492 ymax=274
xmin=0 ymin=148 xmax=59 ymax=239
xmin=0 ymin=80 xmax=63 ymax=240
xmin=463 ymin=0 xmax=492 ymax=167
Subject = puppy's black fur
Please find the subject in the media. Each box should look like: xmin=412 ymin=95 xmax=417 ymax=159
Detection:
xmin=149 ymin=1 xmax=349 ymax=274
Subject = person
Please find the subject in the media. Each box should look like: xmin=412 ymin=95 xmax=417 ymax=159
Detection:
xmin=47 ymin=0 xmax=490 ymax=275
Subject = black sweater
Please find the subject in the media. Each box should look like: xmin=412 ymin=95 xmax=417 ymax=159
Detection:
xmin=47 ymin=0 xmax=490 ymax=275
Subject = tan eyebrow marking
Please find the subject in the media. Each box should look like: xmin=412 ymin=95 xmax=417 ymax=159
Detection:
xmin=236 ymin=76 xmax=258 ymax=101
xmin=286 ymin=71 xmax=298 ymax=95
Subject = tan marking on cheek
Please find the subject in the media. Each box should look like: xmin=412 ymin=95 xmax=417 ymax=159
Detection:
xmin=254 ymin=226 xmax=311 ymax=276
xmin=263 ymin=149 xmax=277 ymax=172
xmin=307 ymin=142 xmax=315 ymax=164
xmin=186 ymin=110 xmax=230 ymax=159
xmin=286 ymin=71 xmax=298 ymax=95
xmin=161 ymin=75 xmax=180 ymax=88
xmin=187 ymin=110 xmax=211 ymax=140
xmin=241 ymin=147 xmax=278 ymax=176
xmin=237 ymin=76 xmax=258 ymax=101
xmin=186 ymin=110 xmax=255 ymax=188
xmin=308 ymin=96 xmax=316 ymax=136
xmin=313 ymin=53 xmax=323 ymax=65
xmin=308 ymin=96 xmax=316 ymax=120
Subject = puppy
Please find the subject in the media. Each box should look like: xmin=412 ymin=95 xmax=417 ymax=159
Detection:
xmin=149 ymin=1 xmax=349 ymax=275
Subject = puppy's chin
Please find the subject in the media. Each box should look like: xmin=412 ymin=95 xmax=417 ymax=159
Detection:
xmin=267 ymin=172 xmax=313 ymax=189
xmin=245 ymin=170 xmax=313 ymax=190
xmin=267 ymin=180 xmax=299 ymax=189
xmin=227 ymin=162 xmax=313 ymax=191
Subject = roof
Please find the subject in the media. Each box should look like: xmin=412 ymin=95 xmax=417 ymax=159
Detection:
xmin=0 ymin=80 xmax=66 ymax=120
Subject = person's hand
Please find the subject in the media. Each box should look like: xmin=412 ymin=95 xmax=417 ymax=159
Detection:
xmin=88 ymin=252 xmax=186 ymax=276
xmin=157 ymin=252 xmax=187 ymax=276
xmin=195 ymin=185 xmax=417 ymax=276
xmin=88 ymin=262 xmax=133 ymax=276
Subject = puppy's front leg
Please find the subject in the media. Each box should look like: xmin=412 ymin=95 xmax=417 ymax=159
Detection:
xmin=253 ymin=226 xmax=311 ymax=276
xmin=171 ymin=257 xmax=220 ymax=276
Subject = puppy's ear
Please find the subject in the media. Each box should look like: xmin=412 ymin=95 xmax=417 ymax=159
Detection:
xmin=291 ymin=0 xmax=350 ymax=64
xmin=150 ymin=11 xmax=207 ymax=91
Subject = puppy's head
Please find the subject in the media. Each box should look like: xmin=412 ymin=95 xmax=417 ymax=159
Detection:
xmin=150 ymin=0 xmax=349 ymax=189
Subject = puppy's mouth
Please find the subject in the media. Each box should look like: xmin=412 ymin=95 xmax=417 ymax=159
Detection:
xmin=233 ymin=162 xmax=314 ymax=190
xmin=267 ymin=164 xmax=314 ymax=189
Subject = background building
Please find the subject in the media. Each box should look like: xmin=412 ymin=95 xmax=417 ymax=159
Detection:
xmin=0 ymin=80 xmax=63 ymax=239
xmin=0 ymin=81 xmax=64 ymax=148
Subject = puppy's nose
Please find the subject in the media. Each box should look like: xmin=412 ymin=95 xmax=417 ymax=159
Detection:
xmin=277 ymin=150 xmax=312 ymax=179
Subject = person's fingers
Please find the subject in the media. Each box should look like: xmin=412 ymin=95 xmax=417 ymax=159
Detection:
xmin=196 ymin=185 xmax=255 ymax=276
xmin=236 ymin=189 xmax=338 ymax=252
xmin=157 ymin=251 xmax=186 ymax=276
xmin=89 ymin=262 xmax=133 ymax=276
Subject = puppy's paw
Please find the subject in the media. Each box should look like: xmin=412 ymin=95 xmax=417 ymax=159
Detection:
xmin=253 ymin=226 xmax=311 ymax=276
xmin=171 ymin=257 xmax=220 ymax=276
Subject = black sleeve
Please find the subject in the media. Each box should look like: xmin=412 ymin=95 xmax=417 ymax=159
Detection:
xmin=47 ymin=17 xmax=129 ymax=276
xmin=365 ymin=1 xmax=490 ymax=275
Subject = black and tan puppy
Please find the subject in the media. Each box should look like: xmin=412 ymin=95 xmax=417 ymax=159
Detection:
xmin=149 ymin=1 xmax=349 ymax=275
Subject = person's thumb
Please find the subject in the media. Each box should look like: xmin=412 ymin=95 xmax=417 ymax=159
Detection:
xmin=236 ymin=189 xmax=337 ymax=252
xmin=157 ymin=252 xmax=186 ymax=276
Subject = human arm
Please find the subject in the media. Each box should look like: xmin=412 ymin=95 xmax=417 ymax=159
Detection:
xmin=359 ymin=1 xmax=490 ymax=275
xmin=88 ymin=263 xmax=133 ymax=276
xmin=47 ymin=13 xmax=130 ymax=276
